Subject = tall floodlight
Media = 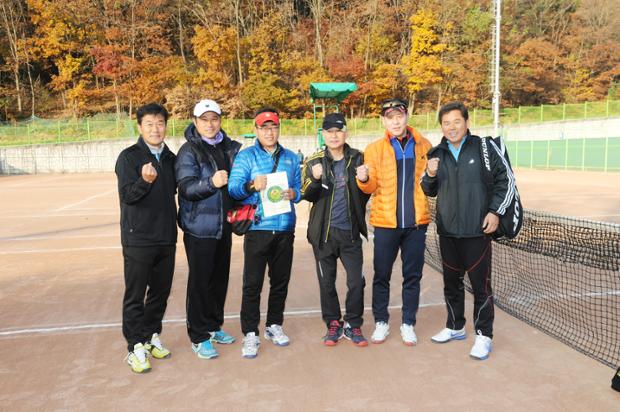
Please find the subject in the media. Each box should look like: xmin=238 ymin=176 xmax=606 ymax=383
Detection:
xmin=492 ymin=0 xmax=502 ymax=137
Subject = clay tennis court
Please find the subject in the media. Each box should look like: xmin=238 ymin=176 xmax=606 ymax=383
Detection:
xmin=0 ymin=169 xmax=618 ymax=410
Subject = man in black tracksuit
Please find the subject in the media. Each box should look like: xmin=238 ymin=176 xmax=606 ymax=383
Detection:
xmin=421 ymin=102 xmax=510 ymax=360
xmin=115 ymin=103 xmax=177 ymax=373
xmin=301 ymin=113 xmax=370 ymax=347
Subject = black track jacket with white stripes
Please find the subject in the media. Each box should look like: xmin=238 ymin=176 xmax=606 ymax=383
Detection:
xmin=421 ymin=133 xmax=510 ymax=238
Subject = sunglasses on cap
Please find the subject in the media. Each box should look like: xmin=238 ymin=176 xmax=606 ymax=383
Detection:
xmin=381 ymin=99 xmax=407 ymax=110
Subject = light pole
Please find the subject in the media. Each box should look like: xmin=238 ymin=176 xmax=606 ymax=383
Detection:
xmin=492 ymin=0 xmax=502 ymax=138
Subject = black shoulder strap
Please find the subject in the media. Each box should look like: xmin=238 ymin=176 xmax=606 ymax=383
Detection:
xmin=271 ymin=148 xmax=281 ymax=173
xmin=479 ymin=136 xmax=495 ymax=208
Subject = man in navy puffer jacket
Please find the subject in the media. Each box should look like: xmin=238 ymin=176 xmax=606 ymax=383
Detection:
xmin=175 ymin=99 xmax=241 ymax=360
xmin=228 ymin=107 xmax=302 ymax=359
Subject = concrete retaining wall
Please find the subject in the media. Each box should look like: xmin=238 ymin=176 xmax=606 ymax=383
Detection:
xmin=2 ymin=117 xmax=619 ymax=174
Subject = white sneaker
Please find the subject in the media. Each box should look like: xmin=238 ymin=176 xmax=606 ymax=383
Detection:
xmin=264 ymin=324 xmax=290 ymax=346
xmin=470 ymin=331 xmax=492 ymax=360
xmin=400 ymin=324 xmax=417 ymax=346
xmin=242 ymin=332 xmax=260 ymax=359
xmin=371 ymin=321 xmax=390 ymax=343
xmin=431 ymin=327 xmax=467 ymax=343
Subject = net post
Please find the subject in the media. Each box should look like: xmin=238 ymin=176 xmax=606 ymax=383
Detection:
xmin=515 ymin=139 xmax=519 ymax=167
xmin=562 ymin=103 xmax=566 ymax=121
xmin=581 ymin=137 xmax=586 ymax=171
xmin=604 ymin=136 xmax=609 ymax=172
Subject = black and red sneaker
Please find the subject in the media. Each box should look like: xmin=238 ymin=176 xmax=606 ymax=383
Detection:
xmin=344 ymin=325 xmax=368 ymax=347
xmin=323 ymin=320 xmax=343 ymax=346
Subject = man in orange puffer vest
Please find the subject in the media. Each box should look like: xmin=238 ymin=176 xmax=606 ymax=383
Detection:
xmin=356 ymin=98 xmax=432 ymax=346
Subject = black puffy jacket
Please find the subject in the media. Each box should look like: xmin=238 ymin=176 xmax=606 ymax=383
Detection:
xmin=175 ymin=124 xmax=241 ymax=239
xmin=421 ymin=133 xmax=509 ymax=238
xmin=115 ymin=137 xmax=178 ymax=247
xmin=301 ymin=144 xmax=370 ymax=247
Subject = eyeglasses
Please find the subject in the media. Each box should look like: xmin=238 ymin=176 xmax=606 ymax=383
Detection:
xmin=257 ymin=125 xmax=280 ymax=133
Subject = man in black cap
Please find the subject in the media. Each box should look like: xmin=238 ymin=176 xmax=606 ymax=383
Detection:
xmin=301 ymin=113 xmax=370 ymax=347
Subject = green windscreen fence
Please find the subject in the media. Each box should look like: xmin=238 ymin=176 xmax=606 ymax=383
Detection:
xmin=506 ymin=137 xmax=620 ymax=172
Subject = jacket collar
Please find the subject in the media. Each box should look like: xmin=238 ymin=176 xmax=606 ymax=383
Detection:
xmin=184 ymin=122 xmax=231 ymax=147
xmin=254 ymin=138 xmax=282 ymax=156
xmin=137 ymin=136 xmax=170 ymax=158
xmin=383 ymin=125 xmax=422 ymax=144
xmin=324 ymin=143 xmax=353 ymax=162
xmin=437 ymin=130 xmax=473 ymax=151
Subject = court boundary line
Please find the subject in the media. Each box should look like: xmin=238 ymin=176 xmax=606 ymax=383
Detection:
xmin=55 ymin=189 xmax=115 ymax=212
xmin=0 ymin=302 xmax=445 ymax=337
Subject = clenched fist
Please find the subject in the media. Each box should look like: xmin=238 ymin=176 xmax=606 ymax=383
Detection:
xmin=427 ymin=158 xmax=440 ymax=177
xmin=282 ymin=188 xmax=296 ymax=201
xmin=212 ymin=170 xmax=228 ymax=188
xmin=141 ymin=162 xmax=158 ymax=183
xmin=253 ymin=175 xmax=267 ymax=191
xmin=356 ymin=164 xmax=369 ymax=182
xmin=311 ymin=163 xmax=323 ymax=180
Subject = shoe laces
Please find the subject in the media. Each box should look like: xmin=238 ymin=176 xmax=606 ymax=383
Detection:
xmin=328 ymin=321 xmax=340 ymax=335
xmin=132 ymin=344 xmax=148 ymax=363
xmin=351 ymin=327 xmax=363 ymax=337
xmin=150 ymin=333 xmax=164 ymax=351
xmin=244 ymin=333 xmax=259 ymax=347
xmin=269 ymin=324 xmax=285 ymax=339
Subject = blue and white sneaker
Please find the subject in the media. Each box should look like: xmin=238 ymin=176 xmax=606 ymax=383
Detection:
xmin=192 ymin=340 xmax=218 ymax=359
xmin=210 ymin=329 xmax=236 ymax=344
xmin=470 ymin=331 xmax=492 ymax=360
xmin=242 ymin=332 xmax=260 ymax=359
xmin=431 ymin=327 xmax=467 ymax=343
xmin=264 ymin=324 xmax=290 ymax=346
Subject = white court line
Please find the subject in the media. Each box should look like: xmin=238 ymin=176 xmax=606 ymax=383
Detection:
xmin=0 ymin=212 xmax=117 ymax=219
xmin=0 ymin=245 xmax=121 ymax=255
xmin=0 ymin=233 xmax=117 ymax=242
xmin=509 ymin=290 xmax=620 ymax=304
xmin=55 ymin=189 xmax=115 ymax=212
xmin=0 ymin=302 xmax=445 ymax=337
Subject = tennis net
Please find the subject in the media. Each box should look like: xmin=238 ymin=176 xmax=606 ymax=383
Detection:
xmin=425 ymin=205 xmax=620 ymax=368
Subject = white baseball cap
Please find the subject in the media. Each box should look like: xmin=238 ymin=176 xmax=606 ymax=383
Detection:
xmin=193 ymin=99 xmax=222 ymax=117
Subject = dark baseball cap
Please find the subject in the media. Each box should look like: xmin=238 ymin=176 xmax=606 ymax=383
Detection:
xmin=322 ymin=113 xmax=347 ymax=130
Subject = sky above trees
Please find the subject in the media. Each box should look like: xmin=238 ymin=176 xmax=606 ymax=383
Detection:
xmin=1 ymin=0 xmax=619 ymax=120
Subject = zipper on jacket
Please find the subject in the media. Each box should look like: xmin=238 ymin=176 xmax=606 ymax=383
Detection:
xmin=345 ymin=157 xmax=354 ymax=242
xmin=324 ymin=166 xmax=336 ymax=243
xmin=395 ymin=141 xmax=407 ymax=227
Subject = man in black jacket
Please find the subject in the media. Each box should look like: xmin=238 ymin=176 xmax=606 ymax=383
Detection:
xmin=301 ymin=113 xmax=370 ymax=347
xmin=421 ymin=102 xmax=510 ymax=361
xmin=175 ymin=99 xmax=241 ymax=360
xmin=115 ymin=103 xmax=178 ymax=373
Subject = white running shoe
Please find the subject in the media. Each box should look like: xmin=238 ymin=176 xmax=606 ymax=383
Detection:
xmin=470 ymin=331 xmax=492 ymax=360
xmin=242 ymin=332 xmax=260 ymax=359
xmin=371 ymin=321 xmax=390 ymax=343
xmin=431 ymin=327 xmax=467 ymax=343
xmin=264 ymin=324 xmax=290 ymax=346
xmin=400 ymin=324 xmax=417 ymax=346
